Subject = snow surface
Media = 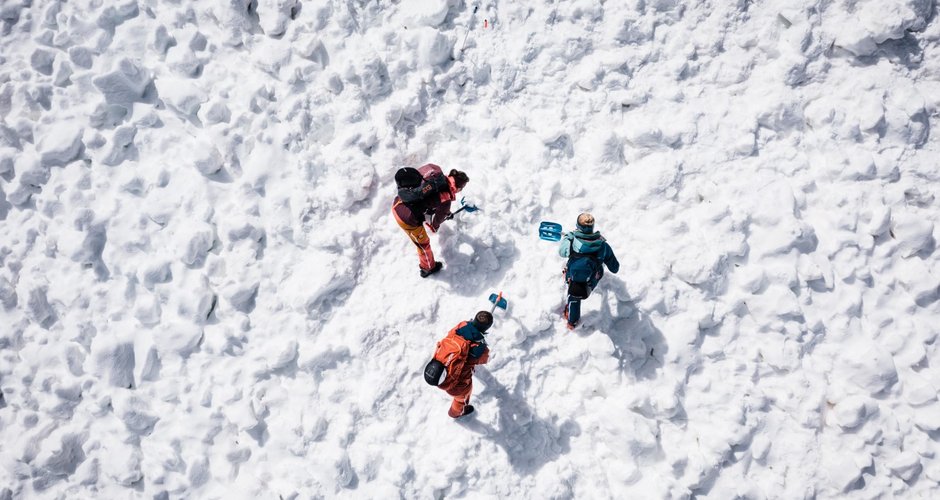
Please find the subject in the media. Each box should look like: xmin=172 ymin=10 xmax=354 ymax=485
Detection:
xmin=1 ymin=0 xmax=940 ymax=498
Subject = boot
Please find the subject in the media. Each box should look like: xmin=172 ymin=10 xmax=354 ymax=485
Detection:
xmin=420 ymin=262 xmax=443 ymax=278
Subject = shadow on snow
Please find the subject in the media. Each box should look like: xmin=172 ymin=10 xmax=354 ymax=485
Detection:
xmin=457 ymin=368 xmax=581 ymax=476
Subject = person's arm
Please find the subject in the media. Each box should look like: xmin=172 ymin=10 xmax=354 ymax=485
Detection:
xmin=471 ymin=346 xmax=489 ymax=365
xmin=429 ymin=200 xmax=452 ymax=231
xmin=558 ymin=234 xmax=573 ymax=258
xmin=604 ymin=244 xmax=620 ymax=273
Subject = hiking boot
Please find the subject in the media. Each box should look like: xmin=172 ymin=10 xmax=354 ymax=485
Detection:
xmin=420 ymin=262 xmax=443 ymax=278
xmin=449 ymin=404 xmax=475 ymax=419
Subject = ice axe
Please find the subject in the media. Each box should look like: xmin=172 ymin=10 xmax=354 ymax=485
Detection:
xmin=538 ymin=221 xmax=563 ymax=241
xmin=445 ymin=197 xmax=480 ymax=221
xmin=488 ymin=291 xmax=508 ymax=313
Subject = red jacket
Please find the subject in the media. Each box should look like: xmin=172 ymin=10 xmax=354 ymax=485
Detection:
xmin=392 ymin=164 xmax=457 ymax=230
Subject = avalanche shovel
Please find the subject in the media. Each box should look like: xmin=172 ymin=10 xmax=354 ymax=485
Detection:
xmin=445 ymin=197 xmax=480 ymax=220
xmin=488 ymin=291 xmax=508 ymax=313
xmin=539 ymin=221 xmax=563 ymax=241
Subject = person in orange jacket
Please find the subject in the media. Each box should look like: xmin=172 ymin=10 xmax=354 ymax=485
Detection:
xmin=392 ymin=164 xmax=469 ymax=278
xmin=424 ymin=311 xmax=493 ymax=418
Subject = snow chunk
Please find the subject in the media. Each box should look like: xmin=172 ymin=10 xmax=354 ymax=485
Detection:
xmin=30 ymin=49 xmax=55 ymax=75
xmin=89 ymin=338 xmax=135 ymax=388
xmin=101 ymin=125 xmax=137 ymax=166
xmin=866 ymin=206 xmax=891 ymax=236
xmin=112 ymin=392 xmax=159 ymax=435
xmin=37 ymin=121 xmax=84 ymax=167
xmin=157 ymin=77 xmax=207 ymax=117
xmin=257 ymin=0 xmax=299 ymax=37
xmin=253 ymin=339 xmax=299 ymax=378
xmin=133 ymin=292 xmax=162 ymax=327
xmin=410 ymin=0 xmax=450 ymax=26
xmin=834 ymin=341 xmax=897 ymax=395
xmin=223 ymin=281 xmax=259 ymax=313
xmin=0 ymin=147 xmax=14 ymax=176
xmin=153 ymin=322 xmax=203 ymax=357
xmin=32 ymin=431 xmax=87 ymax=490
xmin=750 ymin=435 xmax=771 ymax=462
xmin=298 ymin=37 xmax=329 ymax=67
xmin=193 ymin=143 xmax=223 ymax=175
xmin=827 ymin=0 xmax=932 ymax=56
xmin=202 ymin=100 xmax=231 ymax=124
xmin=913 ymin=402 xmax=940 ymax=432
xmin=68 ymin=46 xmax=94 ymax=69
xmin=27 ymin=287 xmax=57 ymax=328
xmin=179 ymin=221 xmax=216 ymax=265
xmin=891 ymin=212 xmax=934 ymax=258
xmin=92 ymin=59 xmax=153 ymax=110
xmin=96 ymin=0 xmax=139 ymax=29
xmin=901 ymin=370 xmax=938 ymax=406
xmin=356 ymin=57 xmax=391 ymax=99
xmin=188 ymin=457 xmax=210 ymax=488
xmin=165 ymin=46 xmax=203 ymax=77
xmin=824 ymin=451 xmax=872 ymax=492
xmin=153 ymin=25 xmax=176 ymax=56
xmin=100 ymin=437 xmax=142 ymax=486
xmin=139 ymin=261 xmax=172 ymax=289
xmin=418 ymin=28 xmax=454 ymax=67
xmin=0 ymin=276 xmax=16 ymax=310
xmin=832 ymin=396 xmax=873 ymax=429
xmin=888 ymin=451 xmax=922 ymax=482
xmin=281 ymin=250 xmax=354 ymax=316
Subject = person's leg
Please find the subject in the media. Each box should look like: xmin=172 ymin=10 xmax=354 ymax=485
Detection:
xmin=447 ymin=380 xmax=473 ymax=418
xmin=566 ymin=295 xmax=581 ymax=326
xmin=395 ymin=217 xmax=436 ymax=270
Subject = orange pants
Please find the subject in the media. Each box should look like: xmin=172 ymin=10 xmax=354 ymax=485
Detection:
xmin=394 ymin=215 xmax=436 ymax=271
xmin=445 ymin=376 xmax=472 ymax=418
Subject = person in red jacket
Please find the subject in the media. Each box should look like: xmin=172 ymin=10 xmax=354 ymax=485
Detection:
xmin=425 ymin=311 xmax=492 ymax=418
xmin=392 ymin=164 xmax=469 ymax=278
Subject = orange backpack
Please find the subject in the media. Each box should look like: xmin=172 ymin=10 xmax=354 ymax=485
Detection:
xmin=431 ymin=329 xmax=471 ymax=389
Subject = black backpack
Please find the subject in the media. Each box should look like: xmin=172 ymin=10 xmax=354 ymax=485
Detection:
xmin=395 ymin=167 xmax=449 ymax=206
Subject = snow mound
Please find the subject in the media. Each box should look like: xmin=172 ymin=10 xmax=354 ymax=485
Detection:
xmin=824 ymin=0 xmax=932 ymax=56
xmin=92 ymin=59 xmax=154 ymax=110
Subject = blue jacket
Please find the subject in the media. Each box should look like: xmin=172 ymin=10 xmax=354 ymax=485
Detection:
xmin=559 ymin=230 xmax=619 ymax=285
xmin=455 ymin=321 xmax=488 ymax=359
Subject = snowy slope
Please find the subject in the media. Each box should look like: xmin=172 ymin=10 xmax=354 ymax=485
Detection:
xmin=1 ymin=0 xmax=939 ymax=498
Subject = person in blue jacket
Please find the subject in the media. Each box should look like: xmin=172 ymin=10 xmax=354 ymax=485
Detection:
xmin=558 ymin=213 xmax=619 ymax=329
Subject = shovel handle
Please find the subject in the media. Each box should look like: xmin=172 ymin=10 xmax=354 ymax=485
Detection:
xmin=445 ymin=206 xmax=466 ymax=221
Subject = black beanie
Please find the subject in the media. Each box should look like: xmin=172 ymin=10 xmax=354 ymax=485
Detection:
xmin=472 ymin=310 xmax=494 ymax=332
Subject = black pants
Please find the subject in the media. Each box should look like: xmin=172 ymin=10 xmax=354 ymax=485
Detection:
xmin=566 ymin=281 xmax=592 ymax=324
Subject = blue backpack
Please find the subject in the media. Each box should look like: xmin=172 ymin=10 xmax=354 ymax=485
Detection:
xmin=566 ymin=240 xmax=602 ymax=285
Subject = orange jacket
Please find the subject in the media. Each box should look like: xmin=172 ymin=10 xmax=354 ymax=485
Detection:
xmin=436 ymin=321 xmax=489 ymax=392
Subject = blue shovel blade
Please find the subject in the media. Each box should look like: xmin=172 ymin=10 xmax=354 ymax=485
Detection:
xmin=488 ymin=293 xmax=508 ymax=310
xmin=460 ymin=197 xmax=480 ymax=212
xmin=539 ymin=221 xmax=563 ymax=241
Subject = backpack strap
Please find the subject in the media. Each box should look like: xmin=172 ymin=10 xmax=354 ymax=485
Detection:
xmin=568 ymin=238 xmax=601 ymax=264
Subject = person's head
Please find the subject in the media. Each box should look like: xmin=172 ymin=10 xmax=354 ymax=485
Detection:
xmin=471 ymin=310 xmax=494 ymax=333
xmin=449 ymin=169 xmax=469 ymax=191
xmin=576 ymin=212 xmax=595 ymax=233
